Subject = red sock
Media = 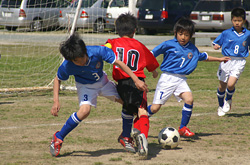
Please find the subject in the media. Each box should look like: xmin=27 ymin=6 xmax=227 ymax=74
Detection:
xmin=139 ymin=115 xmax=149 ymax=138
xmin=133 ymin=116 xmax=140 ymax=130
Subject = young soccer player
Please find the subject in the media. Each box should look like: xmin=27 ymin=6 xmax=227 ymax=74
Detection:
xmin=104 ymin=13 xmax=159 ymax=159
xmin=49 ymin=33 xmax=148 ymax=157
xmin=147 ymin=17 xmax=231 ymax=137
xmin=213 ymin=7 xmax=250 ymax=116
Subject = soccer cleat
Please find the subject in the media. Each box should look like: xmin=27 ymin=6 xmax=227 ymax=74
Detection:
xmin=131 ymin=128 xmax=141 ymax=147
xmin=223 ymin=99 xmax=232 ymax=113
xmin=217 ymin=106 xmax=226 ymax=116
xmin=50 ymin=131 xmax=63 ymax=157
xmin=178 ymin=126 xmax=195 ymax=137
xmin=118 ymin=134 xmax=136 ymax=153
xmin=137 ymin=133 xmax=148 ymax=160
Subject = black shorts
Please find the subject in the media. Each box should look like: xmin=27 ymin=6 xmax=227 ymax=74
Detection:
xmin=117 ymin=78 xmax=147 ymax=115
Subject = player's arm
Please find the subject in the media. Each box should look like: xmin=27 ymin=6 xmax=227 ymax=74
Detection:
xmin=206 ymin=56 xmax=231 ymax=62
xmin=51 ymin=76 xmax=61 ymax=117
xmin=151 ymin=70 xmax=158 ymax=78
xmin=113 ymin=60 xmax=148 ymax=92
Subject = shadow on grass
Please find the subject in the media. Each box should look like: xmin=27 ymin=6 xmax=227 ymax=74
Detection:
xmin=226 ymin=112 xmax=250 ymax=117
xmin=0 ymin=101 xmax=14 ymax=105
xmin=181 ymin=132 xmax=222 ymax=141
xmin=59 ymin=148 xmax=125 ymax=157
xmin=147 ymin=142 xmax=181 ymax=160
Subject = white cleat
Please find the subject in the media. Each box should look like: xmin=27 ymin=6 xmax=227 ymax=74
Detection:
xmin=223 ymin=99 xmax=232 ymax=113
xmin=218 ymin=106 xmax=226 ymax=117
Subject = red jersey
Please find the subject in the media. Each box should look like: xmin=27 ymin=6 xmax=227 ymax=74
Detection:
xmin=106 ymin=37 xmax=159 ymax=81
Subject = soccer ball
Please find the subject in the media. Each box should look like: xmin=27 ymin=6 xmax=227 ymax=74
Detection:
xmin=158 ymin=127 xmax=180 ymax=149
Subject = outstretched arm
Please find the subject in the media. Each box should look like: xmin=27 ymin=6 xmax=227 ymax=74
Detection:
xmin=151 ymin=70 xmax=158 ymax=78
xmin=206 ymin=56 xmax=231 ymax=62
xmin=114 ymin=60 xmax=148 ymax=92
xmin=51 ymin=76 xmax=61 ymax=116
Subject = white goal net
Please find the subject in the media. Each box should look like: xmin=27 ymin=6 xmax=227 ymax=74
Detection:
xmin=0 ymin=0 xmax=139 ymax=93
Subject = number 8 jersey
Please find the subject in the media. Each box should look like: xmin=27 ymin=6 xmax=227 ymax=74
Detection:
xmin=213 ymin=27 xmax=250 ymax=58
xmin=106 ymin=38 xmax=159 ymax=81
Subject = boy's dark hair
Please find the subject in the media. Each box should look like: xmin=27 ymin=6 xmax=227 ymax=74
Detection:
xmin=115 ymin=12 xmax=137 ymax=37
xmin=59 ymin=33 xmax=87 ymax=61
xmin=231 ymin=7 xmax=246 ymax=20
xmin=174 ymin=17 xmax=195 ymax=37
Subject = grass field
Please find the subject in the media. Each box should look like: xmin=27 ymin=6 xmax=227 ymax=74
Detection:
xmin=0 ymin=51 xmax=250 ymax=165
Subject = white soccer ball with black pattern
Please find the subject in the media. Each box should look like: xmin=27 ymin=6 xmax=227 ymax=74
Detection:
xmin=158 ymin=127 xmax=180 ymax=149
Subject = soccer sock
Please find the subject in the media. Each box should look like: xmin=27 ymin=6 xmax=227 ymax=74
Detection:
xmin=139 ymin=115 xmax=149 ymax=138
xmin=180 ymin=103 xmax=193 ymax=129
xmin=56 ymin=112 xmax=81 ymax=141
xmin=147 ymin=105 xmax=155 ymax=117
xmin=121 ymin=111 xmax=134 ymax=138
xmin=225 ymin=88 xmax=235 ymax=101
xmin=217 ymin=88 xmax=225 ymax=107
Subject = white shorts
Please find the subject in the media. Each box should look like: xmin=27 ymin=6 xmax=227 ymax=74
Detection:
xmin=152 ymin=72 xmax=191 ymax=105
xmin=76 ymin=72 xmax=120 ymax=107
xmin=217 ymin=57 xmax=246 ymax=83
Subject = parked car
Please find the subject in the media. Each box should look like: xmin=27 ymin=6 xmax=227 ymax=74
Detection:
xmin=0 ymin=0 xmax=70 ymax=31
xmin=137 ymin=0 xmax=197 ymax=35
xmin=190 ymin=0 xmax=250 ymax=31
xmin=59 ymin=0 xmax=110 ymax=32
xmin=105 ymin=0 xmax=141 ymax=29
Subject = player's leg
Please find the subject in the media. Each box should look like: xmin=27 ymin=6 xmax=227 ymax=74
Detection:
xmin=50 ymin=81 xmax=97 ymax=157
xmin=217 ymin=80 xmax=227 ymax=116
xmin=50 ymin=104 xmax=91 ymax=157
xmin=117 ymin=107 xmax=136 ymax=153
xmin=223 ymin=76 xmax=237 ymax=112
xmin=178 ymin=91 xmax=195 ymax=137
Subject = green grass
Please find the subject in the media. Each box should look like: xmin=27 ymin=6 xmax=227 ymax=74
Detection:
xmin=0 ymin=50 xmax=250 ymax=164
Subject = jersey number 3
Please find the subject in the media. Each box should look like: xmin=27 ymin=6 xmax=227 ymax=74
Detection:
xmin=116 ymin=47 xmax=139 ymax=71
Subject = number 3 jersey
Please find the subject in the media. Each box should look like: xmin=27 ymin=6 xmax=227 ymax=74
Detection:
xmin=106 ymin=37 xmax=159 ymax=81
xmin=57 ymin=46 xmax=116 ymax=84
xmin=213 ymin=27 xmax=250 ymax=58
xmin=152 ymin=38 xmax=208 ymax=75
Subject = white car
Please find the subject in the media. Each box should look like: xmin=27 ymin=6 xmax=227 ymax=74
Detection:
xmin=105 ymin=0 xmax=141 ymax=29
xmin=190 ymin=0 xmax=250 ymax=31
xmin=59 ymin=0 xmax=110 ymax=32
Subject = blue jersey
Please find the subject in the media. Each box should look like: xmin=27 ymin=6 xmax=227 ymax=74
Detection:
xmin=57 ymin=46 xmax=116 ymax=84
xmin=152 ymin=38 xmax=208 ymax=75
xmin=213 ymin=27 xmax=250 ymax=58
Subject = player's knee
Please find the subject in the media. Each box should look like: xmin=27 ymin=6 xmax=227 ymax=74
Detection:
xmin=77 ymin=105 xmax=91 ymax=120
xmin=151 ymin=104 xmax=161 ymax=113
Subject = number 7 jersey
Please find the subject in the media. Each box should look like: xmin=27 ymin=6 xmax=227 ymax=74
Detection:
xmin=106 ymin=38 xmax=159 ymax=81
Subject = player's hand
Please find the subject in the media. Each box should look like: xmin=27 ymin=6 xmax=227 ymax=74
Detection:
xmin=51 ymin=102 xmax=60 ymax=117
xmin=221 ymin=57 xmax=231 ymax=63
xmin=152 ymin=70 xmax=158 ymax=78
xmin=135 ymin=80 xmax=149 ymax=92
xmin=213 ymin=44 xmax=221 ymax=50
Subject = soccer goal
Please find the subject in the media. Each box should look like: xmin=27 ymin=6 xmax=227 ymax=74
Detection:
xmin=0 ymin=0 xmax=138 ymax=93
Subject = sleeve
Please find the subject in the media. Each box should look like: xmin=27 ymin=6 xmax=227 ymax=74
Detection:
xmin=57 ymin=63 xmax=69 ymax=81
xmin=212 ymin=32 xmax=224 ymax=46
xmin=152 ymin=41 xmax=168 ymax=57
xmin=99 ymin=46 xmax=116 ymax=64
xmin=104 ymin=39 xmax=112 ymax=49
xmin=198 ymin=52 xmax=208 ymax=61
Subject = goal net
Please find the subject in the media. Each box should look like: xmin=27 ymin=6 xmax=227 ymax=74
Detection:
xmin=0 ymin=0 xmax=138 ymax=93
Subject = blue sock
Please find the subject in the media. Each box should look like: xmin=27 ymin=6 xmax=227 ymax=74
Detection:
xmin=56 ymin=112 xmax=81 ymax=141
xmin=147 ymin=105 xmax=155 ymax=117
xmin=225 ymin=88 xmax=235 ymax=101
xmin=217 ymin=88 xmax=225 ymax=107
xmin=180 ymin=103 xmax=193 ymax=129
xmin=121 ymin=111 xmax=133 ymax=138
